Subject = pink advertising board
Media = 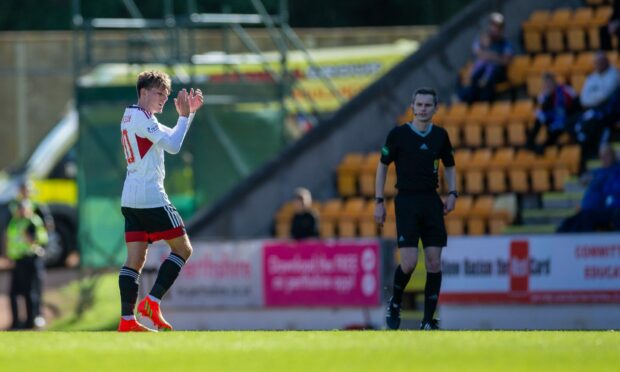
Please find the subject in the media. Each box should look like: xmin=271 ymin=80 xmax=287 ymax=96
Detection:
xmin=263 ymin=240 xmax=380 ymax=307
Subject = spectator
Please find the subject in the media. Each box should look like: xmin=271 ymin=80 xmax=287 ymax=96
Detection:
xmin=6 ymin=200 xmax=48 ymax=330
xmin=526 ymin=72 xmax=579 ymax=153
xmin=571 ymin=51 xmax=620 ymax=160
xmin=290 ymin=187 xmax=319 ymax=240
xmin=557 ymin=145 xmax=620 ymax=232
xmin=599 ymin=0 xmax=620 ymax=52
xmin=459 ymin=12 xmax=513 ymax=103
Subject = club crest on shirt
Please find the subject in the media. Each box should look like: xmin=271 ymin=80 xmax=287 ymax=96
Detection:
xmin=147 ymin=125 xmax=159 ymax=134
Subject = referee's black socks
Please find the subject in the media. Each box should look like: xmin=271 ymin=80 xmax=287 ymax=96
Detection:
xmin=392 ymin=265 xmax=413 ymax=305
xmin=150 ymin=252 xmax=186 ymax=300
xmin=423 ymin=271 xmax=442 ymax=322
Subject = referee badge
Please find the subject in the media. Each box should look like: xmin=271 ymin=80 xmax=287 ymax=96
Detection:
xmin=381 ymin=146 xmax=389 ymax=156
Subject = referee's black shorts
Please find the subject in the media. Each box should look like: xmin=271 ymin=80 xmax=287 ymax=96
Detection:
xmin=395 ymin=191 xmax=447 ymax=248
xmin=121 ymin=204 xmax=186 ymax=243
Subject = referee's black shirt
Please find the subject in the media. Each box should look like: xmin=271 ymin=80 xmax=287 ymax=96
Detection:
xmin=380 ymin=123 xmax=455 ymax=192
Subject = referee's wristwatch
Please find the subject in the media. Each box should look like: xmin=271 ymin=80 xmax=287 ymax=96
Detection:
xmin=448 ymin=190 xmax=459 ymax=198
xmin=375 ymin=197 xmax=384 ymax=204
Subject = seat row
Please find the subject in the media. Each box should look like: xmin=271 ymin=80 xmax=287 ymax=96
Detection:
xmin=274 ymin=195 xmax=513 ymax=239
xmin=522 ymin=6 xmax=614 ymax=53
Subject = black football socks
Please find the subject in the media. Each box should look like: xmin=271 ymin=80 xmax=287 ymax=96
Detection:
xmin=149 ymin=253 xmax=186 ymax=300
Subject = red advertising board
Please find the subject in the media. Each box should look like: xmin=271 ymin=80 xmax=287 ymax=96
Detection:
xmin=263 ymin=240 xmax=380 ymax=307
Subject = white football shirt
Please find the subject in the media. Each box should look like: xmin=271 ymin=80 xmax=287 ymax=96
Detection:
xmin=120 ymin=105 xmax=170 ymax=208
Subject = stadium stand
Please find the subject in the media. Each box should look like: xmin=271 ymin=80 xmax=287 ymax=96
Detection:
xmin=269 ymin=1 xmax=620 ymax=239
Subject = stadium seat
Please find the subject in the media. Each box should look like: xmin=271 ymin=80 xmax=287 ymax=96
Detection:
xmin=589 ymin=6 xmax=614 ymax=49
xmin=445 ymin=195 xmax=472 ymax=236
xmin=567 ymin=28 xmax=587 ymax=52
xmin=467 ymin=102 xmax=490 ymax=123
xmin=528 ymin=54 xmax=553 ymax=76
xmin=467 ymin=195 xmax=494 ymax=235
xmin=385 ymin=164 xmax=397 ymax=197
xmin=319 ymin=199 xmax=342 ymax=238
xmin=359 ymin=200 xmax=379 ymax=237
xmin=550 ymin=53 xmax=575 ymax=80
xmin=444 ymin=124 xmax=461 ymax=148
xmin=552 ymin=166 xmax=571 ymax=191
xmin=524 ymin=30 xmax=544 ymax=53
xmin=463 ymin=124 xmax=483 ymax=148
xmin=381 ymin=199 xmax=396 ymax=238
xmin=510 ymin=99 xmax=535 ymax=124
xmin=274 ymin=201 xmax=296 ymax=238
xmin=359 ymin=152 xmax=381 ymax=197
xmin=337 ymin=153 xmax=364 ymax=197
xmin=484 ymin=101 xmax=512 ymax=127
xmin=557 ymin=145 xmax=581 ymax=174
xmin=486 ymin=148 xmax=514 ymax=193
xmin=484 ymin=125 xmax=505 ymax=148
xmin=547 ymin=8 xmax=573 ymax=30
xmin=526 ymin=74 xmax=543 ymax=98
xmin=531 ymin=168 xmax=551 ymax=192
xmin=507 ymin=121 xmax=527 ymax=146
xmin=338 ymin=197 xmax=366 ymax=237
xmin=545 ymin=29 xmax=565 ymax=53
xmin=443 ymin=102 xmax=469 ymax=128
xmin=522 ymin=10 xmax=551 ymax=32
xmin=507 ymin=55 xmax=531 ymax=86
xmin=463 ymin=149 xmax=491 ymax=194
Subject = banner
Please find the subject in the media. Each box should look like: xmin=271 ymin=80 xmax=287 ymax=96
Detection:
xmin=263 ymin=240 xmax=380 ymax=307
xmin=441 ymin=234 xmax=620 ymax=304
xmin=144 ymin=241 xmax=263 ymax=307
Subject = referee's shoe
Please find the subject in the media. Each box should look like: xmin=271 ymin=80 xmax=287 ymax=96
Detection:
xmin=420 ymin=318 xmax=440 ymax=330
xmin=386 ymin=297 xmax=401 ymax=330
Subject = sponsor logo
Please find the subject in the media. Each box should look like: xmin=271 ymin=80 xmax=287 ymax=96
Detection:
xmin=147 ymin=125 xmax=159 ymax=134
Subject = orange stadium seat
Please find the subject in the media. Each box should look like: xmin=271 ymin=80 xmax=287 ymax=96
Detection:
xmin=467 ymin=102 xmax=490 ymax=123
xmin=510 ymin=99 xmax=535 ymax=124
xmin=381 ymin=199 xmax=397 ymax=238
xmin=550 ymin=53 xmax=575 ymax=80
xmin=531 ymin=168 xmax=551 ymax=192
xmin=589 ymin=6 xmax=614 ymax=49
xmin=445 ymin=195 xmax=473 ymax=236
xmin=522 ymin=10 xmax=551 ymax=32
xmin=338 ymin=197 xmax=366 ymax=237
xmin=507 ymin=121 xmax=527 ymax=146
xmin=508 ymin=55 xmax=531 ymax=86
xmin=274 ymin=201 xmax=296 ymax=238
xmin=337 ymin=153 xmax=364 ymax=197
xmin=359 ymin=200 xmax=379 ymax=237
xmin=443 ymin=102 xmax=469 ymax=127
xmin=528 ymin=54 xmax=553 ymax=76
xmin=359 ymin=152 xmax=381 ymax=197
xmin=444 ymin=124 xmax=461 ymax=148
xmin=484 ymin=125 xmax=505 ymax=148
xmin=463 ymin=124 xmax=483 ymax=148
xmin=319 ymin=199 xmax=342 ymax=238
xmin=484 ymin=101 xmax=512 ymax=127
xmin=467 ymin=195 xmax=494 ymax=235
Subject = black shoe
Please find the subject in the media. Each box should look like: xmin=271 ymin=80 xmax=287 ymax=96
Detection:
xmin=386 ymin=297 xmax=401 ymax=330
xmin=419 ymin=318 xmax=440 ymax=330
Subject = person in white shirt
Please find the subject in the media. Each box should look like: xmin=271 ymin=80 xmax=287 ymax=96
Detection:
xmin=117 ymin=70 xmax=204 ymax=332
xmin=580 ymin=52 xmax=619 ymax=109
xmin=572 ymin=52 xmax=620 ymax=161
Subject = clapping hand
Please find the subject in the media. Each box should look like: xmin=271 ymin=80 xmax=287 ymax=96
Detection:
xmin=188 ymin=88 xmax=204 ymax=113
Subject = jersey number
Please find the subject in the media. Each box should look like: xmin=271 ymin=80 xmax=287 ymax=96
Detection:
xmin=121 ymin=129 xmax=135 ymax=164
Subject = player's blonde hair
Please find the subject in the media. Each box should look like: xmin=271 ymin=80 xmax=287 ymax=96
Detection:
xmin=136 ymin=70 xmax=171 ymax=98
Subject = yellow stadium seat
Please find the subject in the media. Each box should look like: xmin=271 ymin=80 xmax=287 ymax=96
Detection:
xmin=443 ymin=102 xmax=469 ymax=128
xmin=359 ymin=200 xmax=379 ymax=237
xmin=522 ymin=10 xmax=551 ymax=32
xmin=359 ymin=152 xmax=381 ymax=197
xmin=545 ymin=29 xmax=565 ymax=53
xmin=338 ymin=198 xmax=366 ymax=237
xmin=508 ymin=55 xmax=531 ymax=86
xmin=511 ymin=99 xmax=535 ymax=124
xmin=507 ymin=121 xmax=527 ymax=146
xmin=557 ymin=145 xmax=581 ymax=174
xmin=484 ymin=125 xmax=504 ymax=148
xmin=467 ymin=102 xmax=491 ymax=123
xmin=463 ymin=124 xmax=483 ymax=148
xmin=552 ymin=166 xmax=571 ymax=191
xmin=444 ymin=124 xmax=461 ymax=148
xmin=531 ymin=168 xmax=551 ymax=192
xmin=550 ymin=53 xmax=575 ymax=79
xmin=484 ymin=101 xmax=512 ymax=127
xmin=381 ymin=200 xmax=396 ymax=238
xmin=319 ymin=199 xmax=342 ymax=238
xmin=337 ymin=153 xmax=364 ymax=197
xmin=528 ymin=54 xmax=553 ymax=76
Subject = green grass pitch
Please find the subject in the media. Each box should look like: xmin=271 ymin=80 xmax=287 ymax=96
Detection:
xmin=1 ymin=331 xmax=618 ymax=371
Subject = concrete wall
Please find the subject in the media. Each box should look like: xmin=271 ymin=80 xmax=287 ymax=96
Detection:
xmin=0 ymin=26 xmax=435 ymax=171
xmin=189 ymin=0 xmax=577 ymax=239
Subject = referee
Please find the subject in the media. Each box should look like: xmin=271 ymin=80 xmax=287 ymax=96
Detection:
xmin=375 ymin=87 xmax=457 ymax=330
